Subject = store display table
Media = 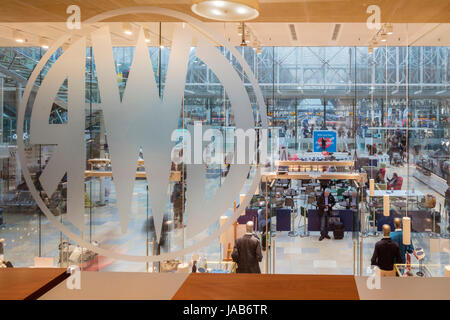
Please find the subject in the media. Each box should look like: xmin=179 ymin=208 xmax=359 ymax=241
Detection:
xmin=376 ymin=210 xmax=436 ymax=232
xmin=308 ymin=209 xmax=357 ymax=231
xmin=366 ymin=190 xmax=424 ymax=197
xmin=0 ymin=268 xmax=69 ymax=300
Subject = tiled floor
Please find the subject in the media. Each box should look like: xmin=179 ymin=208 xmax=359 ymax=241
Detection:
xmin=270 ymin=164 xmax=450 ymax=276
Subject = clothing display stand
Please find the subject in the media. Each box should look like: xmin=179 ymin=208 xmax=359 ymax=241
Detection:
xmin=368 ymin=205 xmax=379 ymax=237
xmin=288 ymin=211 xmax=298 ymax=237
xmin=298 ymin=206 xmax=309 ymax=237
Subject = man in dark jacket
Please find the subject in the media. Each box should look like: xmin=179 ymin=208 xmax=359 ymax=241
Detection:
xmin=231 ymin=221 xmax=263 ymax=273
xmin=371 ymin=224 xmax=403 ymax=277
xmin=317 ymin=188 xmax=336 ymax=241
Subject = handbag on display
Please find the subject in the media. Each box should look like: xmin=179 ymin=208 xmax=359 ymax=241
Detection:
xmin=424 ymin=194 xmax=436 ymax=208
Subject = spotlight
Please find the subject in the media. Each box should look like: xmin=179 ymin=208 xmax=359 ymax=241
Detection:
xmin=385 ymin=23 xmax=393 ymax=35
xmin=380 ymin=32 xmax=387 ymax=42
xmin=123 ymin=23 xmax=133 ymax=35
xmin=39 ymin=37 xmax=49 ymax=49
xmin=13 ymin=30 xmax=25 ymax=43
xmin=144 ymin=30 xmax=151 ymax=43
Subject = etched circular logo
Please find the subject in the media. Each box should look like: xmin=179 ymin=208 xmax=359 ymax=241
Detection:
xmin=17 ymin=7 xmax=267 ymax=262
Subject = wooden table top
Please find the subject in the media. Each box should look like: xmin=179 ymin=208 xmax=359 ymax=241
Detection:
xmin=172 ymin=274 xmax=359 ymax=300
xmin=0 ymin=268 xmax=69 ymax=300
xmin=85 ymin=170 xmax=181 ymax=181
xmin=261 ymin=171 xmax=367 ymax=183
xmin=276 ymin=160 xmax=355 ymax=167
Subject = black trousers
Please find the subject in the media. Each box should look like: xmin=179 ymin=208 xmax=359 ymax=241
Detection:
xmin=319 ymin=213 xmax=329 ymax=237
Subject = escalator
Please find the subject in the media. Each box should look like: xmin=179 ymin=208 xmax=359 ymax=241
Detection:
xmin=0 ymin=47 xmax=100 ymax=130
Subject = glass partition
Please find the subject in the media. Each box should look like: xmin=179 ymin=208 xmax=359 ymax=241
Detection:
xmin=0 ymin=20 xmax=448 ymax=277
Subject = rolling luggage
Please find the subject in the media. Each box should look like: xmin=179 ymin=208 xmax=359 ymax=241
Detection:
xmin=333 ymin=222 xmax=344 ymax=240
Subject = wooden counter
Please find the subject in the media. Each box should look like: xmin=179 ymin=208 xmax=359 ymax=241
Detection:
xmin=85 ymin=170 xmax=181 ymax=181
xmin=276 ymin=160 xmax=355 ymax=167
xmin=0 ymin=268 xmax=69 ymax=300
xmin=172 ymin=273 xmax=359 ymax=300
xmin=261 ymin=171 xmax=367 ymax=184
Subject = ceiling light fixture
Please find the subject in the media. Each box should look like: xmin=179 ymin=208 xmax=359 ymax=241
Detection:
xmin=13 ymin=30 xmax=25 ymax=43
xmin=385 ymin=23 xmax=393 ymax=35
xmin=380 ymin=32 xmax=387 ymax=42
xmin=240 ymin=22 xmax=247 ymax=46
xmin=144 ymin=30 xmax=151 ymax=43
xmin=191 ymin=0 xmax=259 ymax=21
xmin=123 ymin=23 xmax=133 ymax=35
xmin=39 ymin=37 xmax=49 ymax=49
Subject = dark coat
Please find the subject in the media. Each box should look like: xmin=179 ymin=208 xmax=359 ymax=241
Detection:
xmin=231 ymin=233 xmax=263 ymax=274
xmin=317 ymin=193 xmax=336 ymax=217
xmin=371 ymin=237 xmax=403 ymax=271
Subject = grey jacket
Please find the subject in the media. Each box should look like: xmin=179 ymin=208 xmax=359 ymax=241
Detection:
xmin=231 ymin=233 xmax=263 ymax=273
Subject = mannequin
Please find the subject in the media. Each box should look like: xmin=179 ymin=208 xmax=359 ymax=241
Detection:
xmin=246 ymin=221 xmax=254 ymax=234
xmin=391 ymin=218 xmax=415 ymax=262
xmin=0 ymin=238 xmax=12 ymax=268
xmin=231 ymin=221 xmax=263 ymax=273
xmin=382 ymin=224 xmax=390 ymax=238
xmin=371 ymin=224 xmax=403 ymax=277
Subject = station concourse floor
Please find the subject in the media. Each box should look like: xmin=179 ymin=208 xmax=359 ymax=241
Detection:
xmin=1 ymin=164 xmax=449 ymax=276
xmin=269 ymin=164 xmax=449 ymax=276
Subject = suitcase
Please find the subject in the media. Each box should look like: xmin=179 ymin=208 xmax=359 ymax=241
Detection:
xmin=333 ymin=222 xmax=344 ymax=240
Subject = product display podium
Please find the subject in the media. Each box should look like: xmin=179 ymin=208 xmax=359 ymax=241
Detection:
xmin=395 ymin=264 xmax=432 ymax=278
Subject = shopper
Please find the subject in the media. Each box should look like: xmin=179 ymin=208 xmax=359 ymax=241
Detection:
xmin=375 ymin=168 xmax=385 ymax=184
xmin=371 ymin=224 xmax=403 ymax=277
xmin=231 ymin=221 xmax=263 ymax=273
xmin=390 ymin=218 xmax=415 ymax=261
xmin=317 ymin=188 xmax=336 ymax=241
xmin=387 ymin=173 xmax=399 ymax=189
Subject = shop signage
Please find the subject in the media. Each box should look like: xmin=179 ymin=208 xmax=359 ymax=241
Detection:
xmin=17 ymin=7 xmax=267 ymax=262
xmin=313 ymin=130 xmax=337 ymax=153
